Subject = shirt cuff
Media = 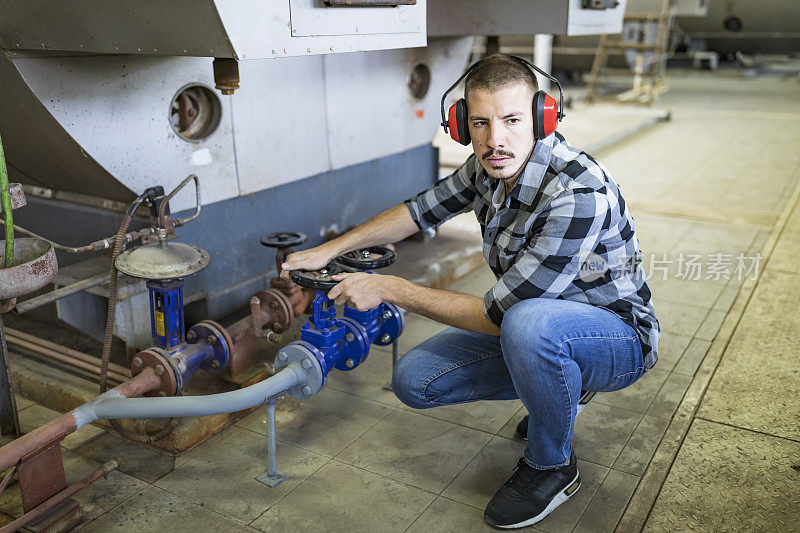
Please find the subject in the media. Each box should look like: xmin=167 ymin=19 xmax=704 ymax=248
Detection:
xmin=482 ymin=289 xmax=505 ymax=328
xmin=403 ymin=198 xmax=431 ymax=231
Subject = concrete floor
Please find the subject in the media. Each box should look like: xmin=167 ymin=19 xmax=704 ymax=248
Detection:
xmin=2 ymin=68 xmax=799 ymax=532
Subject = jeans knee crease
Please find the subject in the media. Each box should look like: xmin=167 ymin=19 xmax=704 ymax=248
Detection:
xmin=420 ymin=352 xmax=503 ymax=405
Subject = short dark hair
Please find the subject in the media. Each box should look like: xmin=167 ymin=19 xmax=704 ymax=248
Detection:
xmin=464 ymin=54 xmax=538 ymax=102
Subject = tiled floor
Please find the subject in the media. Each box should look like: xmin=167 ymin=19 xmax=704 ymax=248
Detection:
xmin=3 ymin=69 xmax=799 ymax=532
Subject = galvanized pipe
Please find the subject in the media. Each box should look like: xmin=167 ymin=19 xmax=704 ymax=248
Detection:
xmin=78 ymin=362 xmax=305 ymax=425
xmin=12 ymin=272 xmax=109 ymax=314
xmin=5 ymin=328 xmax=131 ymax=379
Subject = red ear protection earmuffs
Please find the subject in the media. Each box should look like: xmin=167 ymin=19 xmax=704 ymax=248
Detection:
xmin=440 ymin=55 xmax=565 ymax=146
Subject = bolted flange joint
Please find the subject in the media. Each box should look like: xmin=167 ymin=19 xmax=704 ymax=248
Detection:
xmin=273 ymin=343 xmax=325 ymax=400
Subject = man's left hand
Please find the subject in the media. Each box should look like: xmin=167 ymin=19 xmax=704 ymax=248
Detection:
xmin=328 ymin=272 xmax=396 ymax=311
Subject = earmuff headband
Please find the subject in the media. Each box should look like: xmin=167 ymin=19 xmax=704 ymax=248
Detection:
xmin=440 ymin=55 xmax=565 ymax=133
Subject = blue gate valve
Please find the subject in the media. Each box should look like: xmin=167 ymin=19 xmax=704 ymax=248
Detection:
xmin=279 ymin=258 xmax=404 ymax=399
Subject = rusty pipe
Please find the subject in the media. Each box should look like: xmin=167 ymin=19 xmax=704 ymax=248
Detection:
xmin=7 ymin=336 xmax=129 ymax=383
xmin=0 ymin=459 xmax=118 ymax=533
xmin=0 ymin=369 xmax=160 ymax=473
xmin=5 ymin=328 xmax=131 ymax=379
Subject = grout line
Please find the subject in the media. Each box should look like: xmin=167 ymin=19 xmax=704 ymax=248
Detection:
xmin=693 ymin=417 xmax=800 ymax=445
xmin=615 ymin=160 xmax=800 ymax=532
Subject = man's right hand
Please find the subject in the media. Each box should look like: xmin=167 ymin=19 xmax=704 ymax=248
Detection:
xmin=280 ymin=245 xmax=337 ymax=282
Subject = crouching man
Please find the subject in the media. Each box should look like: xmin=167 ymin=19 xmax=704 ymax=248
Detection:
xmin=282 ymin=54 xmax=659 ymax=529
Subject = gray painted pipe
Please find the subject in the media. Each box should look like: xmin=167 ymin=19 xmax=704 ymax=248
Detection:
xmin=72 ymin=362 xmax=306 ymax=429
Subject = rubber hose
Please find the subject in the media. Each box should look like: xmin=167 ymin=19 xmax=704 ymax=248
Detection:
xmin=0 ymin=132 xmax=14 ymax=268
xmin=100 ymin=204 xmax=178 ymax=443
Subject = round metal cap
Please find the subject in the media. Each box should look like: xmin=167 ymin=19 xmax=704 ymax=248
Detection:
xmin=115 ymin=242 xmax=210 ymax=279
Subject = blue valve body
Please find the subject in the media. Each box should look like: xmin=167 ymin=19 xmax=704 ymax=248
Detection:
xmin=144 ymin=278 xmax=230 ymax=393
xmin=294 ymin=291 xmax=404 ymax=384
xmin=147 ymin=279 xmax=185 ymax=350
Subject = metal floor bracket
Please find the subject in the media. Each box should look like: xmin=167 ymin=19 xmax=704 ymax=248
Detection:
xmin=255 ymin=398 xmax=290 ymax=488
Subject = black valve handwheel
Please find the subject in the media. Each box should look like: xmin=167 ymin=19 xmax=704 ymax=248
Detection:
xmin=260 ymin=231 xmax=308 ymax=249
xmin=289 ymin=262 xmax=348 ymax=291
xmin=335 ymin=246 xmax=396 ymax=270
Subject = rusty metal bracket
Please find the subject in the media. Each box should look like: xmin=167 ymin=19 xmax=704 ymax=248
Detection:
xmin=17 ymin=437 xmax=69 ymax=514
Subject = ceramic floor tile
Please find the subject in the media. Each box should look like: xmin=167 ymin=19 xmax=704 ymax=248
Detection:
xmin=572 ymin=402 xmax=643 ymax=467
xmin=713 ymin=284 xmax=741 ymax=312
xmin=78 ymin=485 xmax=250 ymax=533
xmin=573 ymin=469 xmax=640 ymax=533
xmin=325 ymin=344 xmax=408 ymax=409
xmin=496 ymin=405 xmax=527 ymax=440
xmin=650 ymin=277 xmax=726 ymax=309
xmin=406 ymin=496 xmax=513 ymax=533
xmin=592 ymin=369 xmax=669 ymax=414
xmin=612 ymin=415 xmax=670 ymax=476
xmin=535 ymin=460 xmax=610 ymax=533
xmin=646 ymin=372 xmax=694 ymax=420
xmin=155 ymin=426 xmax=329 ymax=523
xmin=397 ymin=399 xmax=524 ymax=435
xmin=651 ymin=332 xmax=693 ymax=373
xmin=440 ymin=435 xmax=526 ymax=509
xmin=17 ymin=403 xmax=59 ymax=434
xmin=250 ymin=460 xmax=435 ymax=533
xmin=446 ymin=264 xmax=496 ymax=297
xmin=649 ymin=300 xmax=708 ymax=337
xmin=335 ymin=409 xmax=492 ymax=493
xmin=672 ymin=338 xmax=711 ymax=377
xmin=392 ymin=315 xmax=448 ymax=356
xmin=236 ymin=386 xmax=391 ymax=457
xmin=440 ymin=435 xmax=608 ymax=533
xmin=72 ymin=469 xmax=150 ymax=525
xmin=694 ymin=308 xmax=728 ymax=341
xmin=71 ymin=431 xmax=176 ymax=484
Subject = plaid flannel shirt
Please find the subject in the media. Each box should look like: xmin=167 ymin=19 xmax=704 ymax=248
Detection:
xmin=405 ymin=132 xmax=660 ymax=369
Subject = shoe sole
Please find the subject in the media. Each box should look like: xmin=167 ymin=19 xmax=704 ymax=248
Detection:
xmin=488 ymin=473 xmax=582 ymax=530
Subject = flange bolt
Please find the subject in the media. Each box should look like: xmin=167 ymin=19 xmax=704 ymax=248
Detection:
xmin=345 ymin=332 xmax=355 ymax=342
xmin=302 ymin=358 xmax=313 ymax=369
xmin=132 ymin=357 xmax=143 ymax=368
xmin=186 ymin=330 xmax=196 ymax=341
xmin=381 ymin=334 xmax=391 ymax=343
xmin=345 ymin=358 xmax=355 ymax=368
xmin=383 ymin=310 xmax=392 ymax=319
xmin=206 ymin=335 xmax=217 ymax=345
xmin=155 ymin=365 xmax=165 ymax=376
xmin=301 ymin=386 xmax=312 ymax=396
xmin=210 ymin=360 xmax=221 ymax=370
xmin=277 ymin=352 xmax=288 ymax=362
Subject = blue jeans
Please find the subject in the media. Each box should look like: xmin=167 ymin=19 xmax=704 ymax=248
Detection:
xmin=391 ymin=298 xmax=646 ymax=469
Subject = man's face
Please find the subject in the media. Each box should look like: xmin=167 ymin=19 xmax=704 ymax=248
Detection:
xmin=467 ymin=83 xmax=536 ymax=182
